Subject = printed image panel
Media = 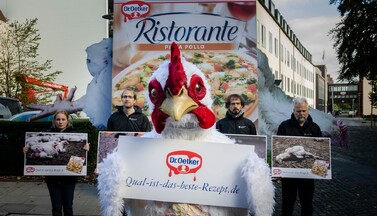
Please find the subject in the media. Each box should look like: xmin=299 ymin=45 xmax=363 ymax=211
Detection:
xmin=96 ymin=131 xmax=145 ymax=165
xmin=271 ymin=135 xmax=331 ymax=179
xmin=24 ymin=132 xmax=88 ymax=176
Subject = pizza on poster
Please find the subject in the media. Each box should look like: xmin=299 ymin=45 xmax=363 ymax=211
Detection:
xmin=271 ymin=135 xmax=332 ymax=180
xmin=24 ymin=132 xmax=88 ymax=176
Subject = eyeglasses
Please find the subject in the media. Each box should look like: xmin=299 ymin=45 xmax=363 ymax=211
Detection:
xmin=121 ymin=95 xmax=134 ymax=99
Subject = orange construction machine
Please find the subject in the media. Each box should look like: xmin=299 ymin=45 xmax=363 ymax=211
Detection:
xmin=21 ymin=75 xmax=69 ymax=104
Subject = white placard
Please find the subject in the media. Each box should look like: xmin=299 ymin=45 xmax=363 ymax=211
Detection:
xmin=117 ymin=136 xmax=257 ymax=208
xmin=24 ymin=132 xmax=88 ymax=176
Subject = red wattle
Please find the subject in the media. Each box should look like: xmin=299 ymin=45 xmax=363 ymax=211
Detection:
xmin=152 ymin=108 xmax=169 ymax=134
xmin=191 ymin=106 xmax=216 ymax=129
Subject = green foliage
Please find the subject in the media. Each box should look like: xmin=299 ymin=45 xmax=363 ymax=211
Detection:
xmin=368 ymin=80 xmax=377 ymax=107
xmin=0 ymin=18 xmax=62 ymax=105
xmin=329 ymin=0 xmax=377 ymax=82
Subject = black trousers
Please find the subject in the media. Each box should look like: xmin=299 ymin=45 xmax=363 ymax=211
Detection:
xmin=46 ymin=182 xmax=76 ymax=216
xmin=281 ymin=178 xmax=315 ymax=216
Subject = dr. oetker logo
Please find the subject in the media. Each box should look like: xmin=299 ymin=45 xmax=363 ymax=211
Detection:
xmin=166 ymin=150 xmax=202 ymax=181
xmin=121 ymin=1 xmax=150 ymax=22
xmin=25 ymin=167 xmax=35 ymax=173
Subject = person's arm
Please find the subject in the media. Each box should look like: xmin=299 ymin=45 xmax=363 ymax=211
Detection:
xmin=23 ymin=145 xmax=29 ymax=154
xmin=250 ymin=122 xmax=257 ymax=135
xmin=106 ymin=116 xmax=113 ymax=131
xmin=276 ymin=122 xmax=285 ymax=135
xmin=314 ymin=124 xmax=323 ymax=137
xmin=141 ymin=115 xmax=152 ymax=132
xmin=215 ymin=121 xmax=221 ymax=132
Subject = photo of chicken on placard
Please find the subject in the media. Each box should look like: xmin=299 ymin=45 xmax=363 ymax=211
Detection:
xmin=271 ymin=135 xmax=332 ymax=179
xmin=24 ymin=132 xmax=88 ymax=176
xmin=96 ymin=131 xmax=144 ymax=165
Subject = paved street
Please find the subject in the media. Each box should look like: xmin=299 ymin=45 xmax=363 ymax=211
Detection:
xmin=0 ymin=117 xmax=376 ymax=216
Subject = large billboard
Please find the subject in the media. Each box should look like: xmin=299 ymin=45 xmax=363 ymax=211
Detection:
xmin=112 ymin=0 xmax=257 ymax=122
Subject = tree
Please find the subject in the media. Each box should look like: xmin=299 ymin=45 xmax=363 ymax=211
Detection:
xmin=329 ymin=0 xmax=377 ymax=82
xmin=0 ymin=18 xmax=62 ymax=106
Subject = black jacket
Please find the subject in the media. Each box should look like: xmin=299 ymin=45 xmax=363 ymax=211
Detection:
xmin=107 ymin=106 xmax=151 ymax=132
xmin=44 ymin=125 xmax=78 ymax=184
xmin=216 ymin=111 xmax=257 ymax=135
xmin=277 ymin=113 xmax=322 ymax=137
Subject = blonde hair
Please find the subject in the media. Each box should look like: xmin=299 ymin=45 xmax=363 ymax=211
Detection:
xmin=52 ymin=110 xmax=72 ymax=129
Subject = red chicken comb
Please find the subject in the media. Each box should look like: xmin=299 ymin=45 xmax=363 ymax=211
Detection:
xmin=167 ymin=42 xmax=187 ymax=95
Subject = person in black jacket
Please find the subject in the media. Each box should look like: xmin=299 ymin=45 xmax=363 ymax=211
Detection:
xmin=105 ymin=89 xmax=151 ymax=216
xmin=23 ymin=110 xmax=89 ymax=216
xmin=277 ymin=97 xmax=322 ymax=216
xmin=216 ymin=94 xmax=256 ymax=135
xmin=107 ymin=88 xmax=151 ymax=132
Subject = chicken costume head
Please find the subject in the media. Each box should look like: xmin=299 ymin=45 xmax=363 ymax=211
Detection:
xmin=97 ymin=42 xmax=275 ymax=216
xmin=148 ymin=42 xmax=215 ymax=134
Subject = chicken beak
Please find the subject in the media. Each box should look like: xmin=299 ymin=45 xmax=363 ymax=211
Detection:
xmin=160 ymin=86 xmax=198 ymax=121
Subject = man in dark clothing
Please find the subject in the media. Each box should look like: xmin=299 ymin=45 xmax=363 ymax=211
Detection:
xmin=216 ymin=94 xmax=256 ymax=135
xmin=277 ymin=97 xmax=322 ymax=216
xmin=106 ymin=89 xmax=151 ymax=216
xmin=107 ymin=89 xmax=151 ymax=132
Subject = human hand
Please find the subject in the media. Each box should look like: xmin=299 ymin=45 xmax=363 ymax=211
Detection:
xmin=27 ymin=87 xmax=85 ymax=121
xmin=94 ymin=167 xmax=100 ymax=176
xmin=83 ymin=143 xmax=90 ymax=151
xmin=23 ymin=145 xmax=30 ymax=154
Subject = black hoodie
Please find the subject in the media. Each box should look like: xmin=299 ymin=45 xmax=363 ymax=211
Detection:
xmin=277 ymin=113 xmax=322 ymax=137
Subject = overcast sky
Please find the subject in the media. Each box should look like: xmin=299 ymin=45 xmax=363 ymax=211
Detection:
xmin=0 ymin=0 xmax=107 ymax=98
xmin=272 ymin=0 xmax=342 ymax=81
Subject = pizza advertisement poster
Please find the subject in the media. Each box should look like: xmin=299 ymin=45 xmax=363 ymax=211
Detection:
xmin=112 ymin=0 xmax=258 ymax=123
xmin=271 ymin=135 xmax=332 ymax=180
xmin=23 ymin=132 xmax=88 ymax=176
xmin=96 ymin=131 xmax=145 ymax=165
xmin=226 ymin=134 xmax=267 ymax=160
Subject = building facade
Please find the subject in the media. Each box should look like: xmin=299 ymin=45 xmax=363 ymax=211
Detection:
xmin=328 ymin=83 xmax=359 ymax=115
xmin=315 ymin=65 xmax=327 ymax=112
xmin=257 ymin=0 xmax=318 ymax=108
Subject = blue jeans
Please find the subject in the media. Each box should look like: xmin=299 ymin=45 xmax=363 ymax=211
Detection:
xmin=46 ymin=182 xmax=76 ymax=216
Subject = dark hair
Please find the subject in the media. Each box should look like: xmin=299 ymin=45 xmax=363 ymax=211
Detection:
xmin=122 ymin=88 xmax=137 ymax=100
xmin=225 ymin=94 xmax=245 ymax=108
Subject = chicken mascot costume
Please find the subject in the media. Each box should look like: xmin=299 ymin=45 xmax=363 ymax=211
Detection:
xmin=97 ymin=42 xmax=275 ymax=216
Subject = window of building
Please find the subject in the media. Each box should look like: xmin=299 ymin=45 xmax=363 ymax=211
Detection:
xmin=281 ymin=74 xmax=284 ymax=90
xmin=274 ymin=38 xmax=278 ymax=57
xmin=291 ymin=80 xmax=296 ymax=94
xmin=268 ymin=31 xmax=273 ymax=53
xmin=261 ymin=25 xmax=266 ymax=48
xmin=287 ymin=50 xmax=290 ymax=67
xmin=257 ymin=19 xmax=260 ymax=44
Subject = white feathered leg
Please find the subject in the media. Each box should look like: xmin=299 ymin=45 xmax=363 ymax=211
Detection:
xmin=97 ymin=152 xmax=126 ymax=216
xmin=242 ymin=152 xmax=275 ymax=216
